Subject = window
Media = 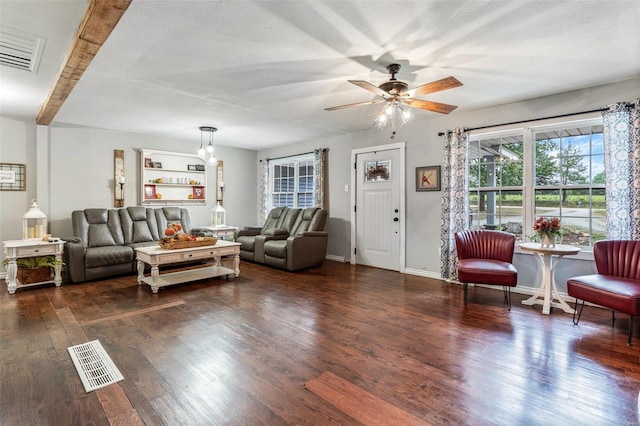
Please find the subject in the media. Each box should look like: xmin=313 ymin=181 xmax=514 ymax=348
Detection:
xmin=533 ymin=122 xmax=605 ymax=247
xmin=270 ymin=154 xmax=315 ymax=208
xmin=469 ymin=133 xmax=525 ymax=240
xmin=468 ymin=118 xmax=605 ymax=248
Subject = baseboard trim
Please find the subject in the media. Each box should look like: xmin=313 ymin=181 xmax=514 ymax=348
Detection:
xmin=325 ymin=255 xmax=346 ymax=263
xmin=402 ymin=268 xmax=580 ymax=301
xmin=403 ymin=268 xmax=441 ymax=279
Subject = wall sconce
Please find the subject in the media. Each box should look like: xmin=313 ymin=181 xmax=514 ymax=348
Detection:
xmin=115 ymin=175 xmax=125 ymax=207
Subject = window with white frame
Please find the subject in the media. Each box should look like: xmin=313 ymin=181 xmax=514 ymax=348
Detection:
xmin=468 ymin=117 xmax=605 ymax=248
xmin=270 ymin=154 xmax=315 ymax=208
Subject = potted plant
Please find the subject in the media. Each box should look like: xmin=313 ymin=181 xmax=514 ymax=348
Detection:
xmin=2 ymin=256 xmax=64 ymax=284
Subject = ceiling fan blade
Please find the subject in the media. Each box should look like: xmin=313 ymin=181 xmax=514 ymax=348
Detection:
xmin=348 ymin=80 xmax=389 ymax=97
xmin=403 ymin=98 xmax=458 ymax=114
xmin=324 ymin=99 xmax=384 ymax=111
xmin=406 ymin=76 xmax=463 ymax=97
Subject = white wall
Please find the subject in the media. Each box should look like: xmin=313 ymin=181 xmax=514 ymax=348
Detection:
xmin=0 ymin=117 xmax=37 ymax=245
xmin=258 ymin=77 xmax=640 ymax=291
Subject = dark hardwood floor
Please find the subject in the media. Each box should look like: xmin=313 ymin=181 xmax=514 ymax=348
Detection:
xmin=1 ymin=261 xmax=639 ymax=425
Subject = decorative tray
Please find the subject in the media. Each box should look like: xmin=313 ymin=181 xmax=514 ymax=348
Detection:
xmin=159 ymin=237 xmax=218 ymax=250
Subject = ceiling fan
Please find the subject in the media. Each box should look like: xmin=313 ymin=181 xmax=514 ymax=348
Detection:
xmin=325 ymin=63 xmax=462 ymax=116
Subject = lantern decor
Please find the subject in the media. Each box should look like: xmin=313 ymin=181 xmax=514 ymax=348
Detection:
xmin=22 ymin=200 xmax=47 ymax=240
xmin=211 ymin=201 xmax=226 ymax=227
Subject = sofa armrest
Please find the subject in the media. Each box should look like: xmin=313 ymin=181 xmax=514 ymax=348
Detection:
xmin=236 ymin=227 xmax=262 ymax=238
xmin=263 ymin=228 xmax=290 ymax=238
xmin=63 ymin=238 xmax=87 ymax=283
xmin=190 ymin=227 xmax=214 ymax=237
xmin=286 ymin=232 xmax=328 ymax=271
xmin=298 ymin=231 xmax=327 ymax=238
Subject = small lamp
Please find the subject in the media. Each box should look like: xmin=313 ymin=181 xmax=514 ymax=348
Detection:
xmin=22 ymin=200 xmax=47 ymax=240
xmin=211 ymin=201 xmax=226 ymax=227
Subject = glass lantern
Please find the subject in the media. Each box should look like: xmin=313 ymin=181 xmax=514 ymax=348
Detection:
xmin=23 ymin=200 xmax=47 ymax=240
xmin=211 ymin=202 xmax=226 ymax=227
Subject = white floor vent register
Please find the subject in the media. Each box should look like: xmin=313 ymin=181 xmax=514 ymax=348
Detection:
xmin=68 ymin=340 xmax=124 ymax=392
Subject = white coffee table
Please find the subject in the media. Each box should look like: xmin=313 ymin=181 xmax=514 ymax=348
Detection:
xmin=135 ymin=240 xmax=240 ymax=293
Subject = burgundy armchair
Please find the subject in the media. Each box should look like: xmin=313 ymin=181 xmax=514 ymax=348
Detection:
xmin=454 ymin=230 xmax=518 ymax=309
xmin=567 ymin=240 xmax=640 ymax=345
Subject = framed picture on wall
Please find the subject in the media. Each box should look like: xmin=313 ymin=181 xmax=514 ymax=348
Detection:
xmin=416 ymin=165 xmax=441 ymax=191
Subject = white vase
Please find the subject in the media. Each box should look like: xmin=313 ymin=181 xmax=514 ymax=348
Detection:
xmin=541 ymin=234 xmax=556 ymax=248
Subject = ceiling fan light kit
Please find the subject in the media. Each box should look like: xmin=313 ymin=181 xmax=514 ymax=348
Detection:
xmin=326 ymin=63 xmax=462 ymax=137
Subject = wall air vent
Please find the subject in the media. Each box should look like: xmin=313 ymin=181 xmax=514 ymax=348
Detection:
xmin=0 ymin=27 xmax=45 ymax=73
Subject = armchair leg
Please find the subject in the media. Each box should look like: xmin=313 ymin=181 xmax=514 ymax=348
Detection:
xmin=628 ymin=315 xmax=634 ymax=346
xmin=612 ymin=310 xmax=616 ymax=327
xmin=503 ymin=286 xmax=511 ymax=311
xmin=573 ymin=299 xmax=585 ymax=325
xmin=463 ymin=283 xmax=468 ymax=305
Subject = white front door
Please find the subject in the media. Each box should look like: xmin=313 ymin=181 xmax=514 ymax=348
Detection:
xmin=352 ymin=144 xmax=404 ymax=271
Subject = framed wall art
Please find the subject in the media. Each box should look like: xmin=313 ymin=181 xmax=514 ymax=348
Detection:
xmin=416 ymin=165 xmax=441 ymax=192
xmin=0 ymin=163 xmax=26 ymax=191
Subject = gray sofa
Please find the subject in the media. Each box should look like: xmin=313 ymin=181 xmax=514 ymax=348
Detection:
xmin=235 ymin=207 xmax=328 ymax=271
xmin=65 ymin=206 xmax=202 ymax=283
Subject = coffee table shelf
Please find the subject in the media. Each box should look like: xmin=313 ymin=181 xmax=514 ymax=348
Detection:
xmin=135 ymin=240 xmax=240 ymax=293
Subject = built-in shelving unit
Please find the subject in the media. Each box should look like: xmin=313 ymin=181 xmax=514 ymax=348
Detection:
xmin=139 ymin=149 xmax=207 ymax=205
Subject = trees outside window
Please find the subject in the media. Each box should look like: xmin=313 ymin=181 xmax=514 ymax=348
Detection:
xmin=468 ymin=118 xmax=604 ymax=248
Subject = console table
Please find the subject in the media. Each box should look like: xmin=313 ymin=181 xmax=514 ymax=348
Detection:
xmin=135 ymin=240 xmax=240 ymax=293
xmin=519 ymin=242 xmax=581 ymax=315
xmin=3 ymin=239 xmax=65 ymax=294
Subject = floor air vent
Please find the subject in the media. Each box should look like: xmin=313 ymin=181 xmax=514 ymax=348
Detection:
xmin=0 ymin=27 xmax=45 ymax=73
xmin=68 ymin=340 xmax=124 ymax=392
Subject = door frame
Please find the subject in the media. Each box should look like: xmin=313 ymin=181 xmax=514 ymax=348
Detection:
xmin=350 ymin=142 xmax=406 ymax=272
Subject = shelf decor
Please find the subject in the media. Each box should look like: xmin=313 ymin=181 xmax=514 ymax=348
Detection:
xmin=139 ymin=149 xmax=207 ymax=205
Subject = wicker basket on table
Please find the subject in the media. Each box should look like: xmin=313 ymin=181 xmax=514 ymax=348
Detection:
xmin=159 ymin=237 xmax=218 ymax=250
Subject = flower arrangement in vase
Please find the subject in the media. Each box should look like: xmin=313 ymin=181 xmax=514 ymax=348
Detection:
xmin=532 ymin=217 xmax=562 ymax=247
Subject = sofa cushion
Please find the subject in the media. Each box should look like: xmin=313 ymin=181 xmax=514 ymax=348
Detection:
xmin=291 ymin=207 xmax=326 ymax=236
xmin=88 ymin=224 xmax=117 ymax=248
xmin=85 ymin=246 xmax=134 ymax=268
xmin=237 ymin=235 xmax=255 ymax=252
xmin=260 ymin=207 xmax=288 ymax=234
xmin=568 ymin=274 xmax=640 ymax=315
xmin=82 ymin=209 xmax=124 ymax=248
xmin=120 ymin=207 xmax=159 ymax=244
xmin=264 ymin=240 xmax=287 ymax=258
xmin=457 ymin=259 xmax=518 ymax=286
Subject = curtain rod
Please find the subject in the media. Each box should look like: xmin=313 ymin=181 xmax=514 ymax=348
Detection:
xmin=260 ymin=151 xmax=314 ymax=162
xmin=437 ymin=101 xmax=636 ymax=137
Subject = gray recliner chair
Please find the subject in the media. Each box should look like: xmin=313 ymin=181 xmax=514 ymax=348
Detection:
xmin=235 ymin=207 xmax=328 ymax=271
xmin=263 ymin=207 xmax=328 ymax=271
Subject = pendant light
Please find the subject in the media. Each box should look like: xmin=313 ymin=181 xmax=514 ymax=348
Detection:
xmin=198 ymin=126 xmax=218 ymax=166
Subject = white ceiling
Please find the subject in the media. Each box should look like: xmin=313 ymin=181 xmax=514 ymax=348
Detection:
xmin=1 ymin=0 xmax=639 ymax=150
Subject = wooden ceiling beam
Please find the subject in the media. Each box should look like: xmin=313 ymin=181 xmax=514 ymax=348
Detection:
xmin=36 ymin=0 xmax=132 ymax=125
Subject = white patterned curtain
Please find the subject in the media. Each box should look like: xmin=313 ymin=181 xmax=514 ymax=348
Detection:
xmin=258 ymin=160 xmax=270 ymax=224
xmin=602 ymin=98 xmax=640 ymax=240
xmin=313 ymin=148 xmax=329 ymax=210
xmin=440 ymin=128 xmax=470 ymax=280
